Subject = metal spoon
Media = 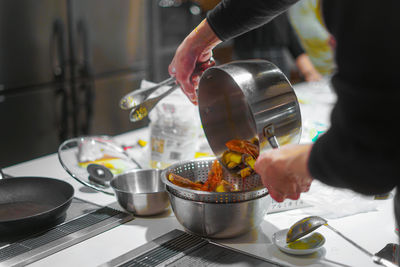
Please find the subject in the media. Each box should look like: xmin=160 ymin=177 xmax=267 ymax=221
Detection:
xmin=286 ymin=216 xmax=397 ymax=267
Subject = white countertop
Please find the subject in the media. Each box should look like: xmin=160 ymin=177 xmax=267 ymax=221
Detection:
xmin=3 ymin=79 xmax=398 ymax=267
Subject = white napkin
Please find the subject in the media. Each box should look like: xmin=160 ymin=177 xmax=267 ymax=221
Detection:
xmin=297 ymin=180 xmax=378 ymax=219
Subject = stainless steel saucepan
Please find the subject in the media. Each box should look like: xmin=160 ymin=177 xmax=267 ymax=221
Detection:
xmin=198 ymin=59 xmax=302 ymax=170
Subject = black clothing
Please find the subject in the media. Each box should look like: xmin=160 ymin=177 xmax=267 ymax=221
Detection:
xmin=234 ymin=13 xmax=304 ymax=77
xmin=207 ymin=0 xmax=298 ymax=41
xmin=234 ymin=13 xmax=304 ymax=60
xmin=308 ymin=0 xmax=399 ymax=195
xmin=207 ymin=0 xmax=399 ymax=221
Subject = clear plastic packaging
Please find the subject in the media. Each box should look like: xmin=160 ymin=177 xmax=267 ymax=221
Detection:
xmin=148 ymin=88 xmax=200 ymax=169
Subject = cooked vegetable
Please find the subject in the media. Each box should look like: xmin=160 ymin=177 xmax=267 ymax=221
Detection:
xmin=222 ymin=138 xmax=259 ymax=178
xmin=167 ymin=160 xmax=237 ymax=192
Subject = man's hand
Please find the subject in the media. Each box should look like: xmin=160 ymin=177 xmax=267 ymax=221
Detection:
xmin=168 ymin=19 xmax=221 ymax=105
xmin=254 ymin=144 xmax=313 ymax=202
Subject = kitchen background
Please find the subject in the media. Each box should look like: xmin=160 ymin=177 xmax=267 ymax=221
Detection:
xmin=0 ymin=0 xmax=231 ymax=167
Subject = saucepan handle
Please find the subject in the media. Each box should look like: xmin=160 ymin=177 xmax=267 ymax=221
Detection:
xmin=263 ymin=124 xmax=280 ymax=149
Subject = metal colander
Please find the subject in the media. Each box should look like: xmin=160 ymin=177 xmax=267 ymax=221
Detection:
xmin=161 ymin=157 xmax=268 ymax=203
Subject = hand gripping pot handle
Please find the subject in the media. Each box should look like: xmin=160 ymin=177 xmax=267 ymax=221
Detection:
xmin=198 ymin=59 xmax=300 ymax=162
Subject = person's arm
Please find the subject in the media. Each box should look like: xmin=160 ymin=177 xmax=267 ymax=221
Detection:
xmin=168 ymin=19 xmax=221 ymax=105
xmin=254 ymin=144 xmax=313 ymax=202
xmin=169 ymin=0 xmax=298 ymax=104
xmin=285 ymin=13 xmax=322 ymax=82
xmin=207 ymin=0 xmax=299 ymax=41
xmin=307 ymin=0 xmax=399 ymax=196
xmin=308 ymin=76 xmax=397 ymax=196
xmin=295 ymin=54 xmax=322 ymax=82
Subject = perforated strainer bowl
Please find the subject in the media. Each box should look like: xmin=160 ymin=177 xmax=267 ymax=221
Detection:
xmin=161 ymin=157 xmax=269 ymax=203
xmin=161 ymin=157 xmax=272 ymax=238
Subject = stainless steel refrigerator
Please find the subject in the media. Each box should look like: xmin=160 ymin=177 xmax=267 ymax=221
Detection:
xmin=0 ymin=0 xmax=151 ymax=167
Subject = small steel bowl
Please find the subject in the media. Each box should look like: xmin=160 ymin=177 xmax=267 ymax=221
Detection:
xmin=111 ymin=169 xmax=169 ymax=216
xmin=166 ymin=186 xmax=272 ymax=239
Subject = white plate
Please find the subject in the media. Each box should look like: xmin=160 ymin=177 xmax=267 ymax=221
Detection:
xmin=272 ymin=228 xmax=325 ymax=255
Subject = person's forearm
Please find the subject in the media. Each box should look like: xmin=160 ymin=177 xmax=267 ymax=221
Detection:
xmin=168 ymin=19 xmax=221 ymax=104
xmin=184 ymin=19 xmax=222 ymax=60
xmin=169 ymin=0 xmax=299 ymax=104
xmin=207 ymin=0 xmax=299 ymax=41
xmin=296 ymin=54 xmax=322 ymax=81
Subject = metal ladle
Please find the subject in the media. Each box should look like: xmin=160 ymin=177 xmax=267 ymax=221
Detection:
xmin=287 ymin=216 xmax=397 ymax=267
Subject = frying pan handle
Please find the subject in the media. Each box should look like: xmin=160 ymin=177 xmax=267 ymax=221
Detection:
xmin=263 ymin=124 xmax=280 ymax=149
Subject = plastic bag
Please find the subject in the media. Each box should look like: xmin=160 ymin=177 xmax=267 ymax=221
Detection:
xmin=143 ymin=81 xmax=200 ymax=168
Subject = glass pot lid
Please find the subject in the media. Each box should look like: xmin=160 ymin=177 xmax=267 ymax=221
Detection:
xmin=58 ymin=135 xmax=141 ymax=194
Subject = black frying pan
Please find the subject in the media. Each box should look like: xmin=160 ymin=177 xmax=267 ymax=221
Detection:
xmin=0 ymin=170 xmax=74 ymax=234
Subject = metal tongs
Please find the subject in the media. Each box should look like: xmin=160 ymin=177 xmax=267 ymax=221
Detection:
xmin=119 ymin=58 xmax=215 ymax=122
xmin=119 ymin=77 xmax=176 ymax=111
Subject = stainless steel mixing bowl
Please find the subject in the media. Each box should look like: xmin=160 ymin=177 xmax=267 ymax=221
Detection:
xmin=161 ymin=157 xmax=272 ymax=238
xmin=166 ymin=187 xmax=271 ymax=238
xmin=110 ymin=169 xmax=169 ymax=216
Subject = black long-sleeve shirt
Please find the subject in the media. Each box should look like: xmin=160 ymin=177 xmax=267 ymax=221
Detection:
xmin=207 ymin=0 xmax=400 ymax=220
xmin=234 ymin=12 xmax=305 ymax=60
